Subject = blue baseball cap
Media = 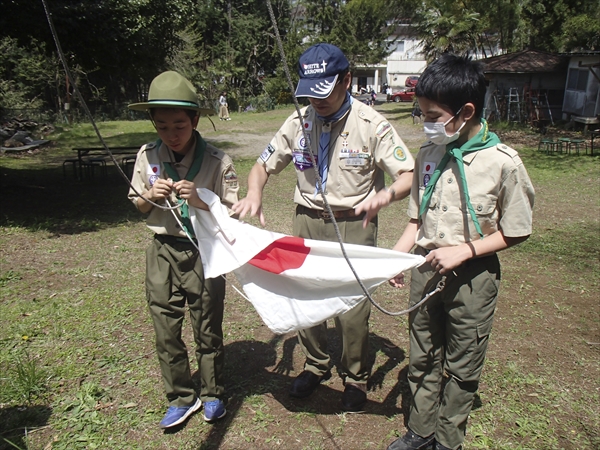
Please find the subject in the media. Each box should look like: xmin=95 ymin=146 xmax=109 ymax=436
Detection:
xmin=295 ymin=43 xmax=350 ymax=99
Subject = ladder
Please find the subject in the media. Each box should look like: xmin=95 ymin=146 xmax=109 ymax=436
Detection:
xmin=507 ymin=88 xmax=521 ymax=122
xmin=539 ymin=92 xmax=554 ymax=125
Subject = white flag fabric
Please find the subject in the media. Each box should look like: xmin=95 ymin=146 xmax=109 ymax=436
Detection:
xmin=190 ymin=189 xmax=425 ymax=334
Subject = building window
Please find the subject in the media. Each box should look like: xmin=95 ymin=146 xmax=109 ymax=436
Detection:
xmin=396 ymin=40 xmax=405 ymax=53
xmin=567 ymin=68 xmax=589 ymax=92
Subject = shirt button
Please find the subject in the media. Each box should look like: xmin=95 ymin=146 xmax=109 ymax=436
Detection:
xmin=442 ymin=205 xmax=448 ymax=212
xmin=477 ymin=205 xmax=483 ymax=211
xmin=447 ymin=178 xmax=453 ymax=183
xmin=439 ymin=232 xmax=445 ymax=238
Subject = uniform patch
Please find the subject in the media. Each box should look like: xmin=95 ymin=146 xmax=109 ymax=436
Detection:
xmin=148 ymin=164 xmax=160 ymax=176
xmin=224 ymin=169 xmax=238 ymax=187
xmin=302 ymin=120 xmax=313 ymax=131
xmin=292 ymin=150 xmax=316 ymax=171
xmin=423 ymin=173 xmax=431 ymax=187
xmin=298 ymin=135 xmax=310 ymax=150
xmin=259 ymin=144 xmax=275 ymax=162
xmin=376 ymin=122 xmax=392 ymax=138
xmin=423 ymin=162 xmax=436 ymax=174
xmin=149 ymin=174 xmax=159 ymax=186
xmin=393 ymin=146 xmax=407 ymax=161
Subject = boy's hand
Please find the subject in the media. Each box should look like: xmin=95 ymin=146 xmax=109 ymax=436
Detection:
xmin=149 ymin=178 xmax=174 ymax=200
xmin=173 ymin=180 xmax=207 ymax=209
xmin=389 ymin=272 xmax=406 ymax=288
xmin=426 ymin=244 xmax=471 ymax=274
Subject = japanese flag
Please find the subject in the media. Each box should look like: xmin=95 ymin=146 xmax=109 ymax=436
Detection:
xmin=190 ymin=189 xmax=424 ymax=334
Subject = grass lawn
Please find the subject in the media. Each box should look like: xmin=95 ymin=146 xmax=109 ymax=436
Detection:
xmin=0 ymin=103 xmax=598 ymax=449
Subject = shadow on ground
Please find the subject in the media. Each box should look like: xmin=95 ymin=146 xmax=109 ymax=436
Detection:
xmin=0 ymin=164 xmax=142 ymax=234
xmin=187 ymin=330 xmax=413 ymax=449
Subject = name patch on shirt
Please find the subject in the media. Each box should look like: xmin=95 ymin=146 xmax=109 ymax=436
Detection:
xmin=260 ymin=144 xmax=275 ymax=162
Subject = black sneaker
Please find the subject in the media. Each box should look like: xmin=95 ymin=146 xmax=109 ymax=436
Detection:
xmin=341 ymin=384 xmax=367 ymax=412
xmin=289 ymin=370 xmax=331 ymax=398
xmin=387 ymin=429 xmax=435 ymax=450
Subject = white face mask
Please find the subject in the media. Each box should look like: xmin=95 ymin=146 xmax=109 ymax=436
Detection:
xmin=423 ymin=107 xmax=466 ymax=145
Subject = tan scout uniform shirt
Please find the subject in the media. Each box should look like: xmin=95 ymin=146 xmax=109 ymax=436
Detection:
xmin=258 ymin=101 xmax=414 ymax=210
xmin=128 ymin=132 xmax=239 ymax=236
xmin=408 ymin=142 xmax=534 ymax=249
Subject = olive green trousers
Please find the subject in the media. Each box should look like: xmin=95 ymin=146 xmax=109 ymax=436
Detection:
xmin=292 ymin=208 xmax=377 ymax=384
xmin=146 ymin=236 xmax=225 ymax=407
xmin=407 ymin=247 xmax=500 ymax=449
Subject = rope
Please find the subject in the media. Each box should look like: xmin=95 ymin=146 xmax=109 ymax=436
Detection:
xmin=43 ymin=0 xmax=442 ymax=316
xmin=264 ymin=0 xmax=439 ymax=315
xmin=42 ymin=0 xmax=178 ymax=212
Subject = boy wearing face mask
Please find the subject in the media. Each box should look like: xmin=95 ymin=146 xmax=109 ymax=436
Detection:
xmin=386 ymin=55 xmax=534 ymax=450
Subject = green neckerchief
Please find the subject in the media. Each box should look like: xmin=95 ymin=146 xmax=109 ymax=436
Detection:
xmin=160 ymin=134 xmax=206 ymax=238
xmin=418 ymin=119 xmax=501 ymax=239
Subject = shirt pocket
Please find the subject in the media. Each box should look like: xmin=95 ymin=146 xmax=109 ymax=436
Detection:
xmin=460 ymin=194 xmax=498 ymax=236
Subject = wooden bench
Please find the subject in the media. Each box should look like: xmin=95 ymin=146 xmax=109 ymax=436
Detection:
xmin=65 ymin=146 xmax=139 ymax=180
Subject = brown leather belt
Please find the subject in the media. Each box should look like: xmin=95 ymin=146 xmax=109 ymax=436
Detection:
xmin=297 ymin=204 xmax=360 ymax=221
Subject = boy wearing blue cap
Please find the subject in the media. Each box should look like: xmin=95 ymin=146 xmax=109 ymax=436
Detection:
xmin=386 ymin=55 xmax=534 ymax=450
xmin=128 ymin=71 xmax=239 ymax=428
xmin=233 ymin=43 xmax=414 ymax=412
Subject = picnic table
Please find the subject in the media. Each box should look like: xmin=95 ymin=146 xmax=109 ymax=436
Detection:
xmin=591 ymin=129 xmax=599 ymax=156
xmin=63 ymin=146 xmax=139 ymax=180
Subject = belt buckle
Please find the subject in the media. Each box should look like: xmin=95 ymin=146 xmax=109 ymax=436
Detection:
xmin=320 ymin=209 xmax=332 ymax=220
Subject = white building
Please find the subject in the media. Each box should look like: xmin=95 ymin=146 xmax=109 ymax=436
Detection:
xmin=352 ymin=24 xmax=427 ymax=93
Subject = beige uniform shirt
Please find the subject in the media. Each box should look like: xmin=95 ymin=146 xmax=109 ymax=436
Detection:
xmin=408 ymin=141 xmax=534 ymax=249
xmin=128 ymin=132 xmax=239 ymax=236
xmin=258 ymin=101 xmax=414 ymax=210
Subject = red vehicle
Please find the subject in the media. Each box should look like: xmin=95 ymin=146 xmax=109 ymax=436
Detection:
xmin=391 ymin=87 xmax=415 ymax=102
xmin=405 ymin=75 xmax=419 ymax=87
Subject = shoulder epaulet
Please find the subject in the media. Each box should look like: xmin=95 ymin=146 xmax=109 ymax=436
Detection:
xmin=496 ymin=143 xmax=518 ymax=157
xmin=205 ymin=142 xmax=228 ymax=161
xmin=141 ymin=141 xmax=157 ymax=152
xmin=496 ymin=143 xmax=522 ymax=164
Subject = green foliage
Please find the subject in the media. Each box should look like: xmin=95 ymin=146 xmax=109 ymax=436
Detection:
xmin=0 ymin=37 xmax=57 ymax=111
xmin=561 ymin=14 xmax=600 ymax=51
xmin=1 ymin=350 xmax=50 ymax=405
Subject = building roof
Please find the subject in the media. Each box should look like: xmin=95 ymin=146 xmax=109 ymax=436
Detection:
xmin=482 ymin=49 xmax=569 ymax=74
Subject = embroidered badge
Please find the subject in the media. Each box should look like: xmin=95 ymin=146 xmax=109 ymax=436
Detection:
xmin=148 ymin=164 xmax=160 ymax=176
xmin=393 ymin=146 xmax=407 ymax=161
xmin=292 ymin=150 xmax=316 ymax=171
xmin=376 ymin=122 xmax=392 ymax=138
xmin=149 ymin=175 xmax=159 ymax=186
xmin=224 ymin=169 xmax=238 ymax=187
xmin=423 ymin=173 xmax=431 ymax=187
xmin=298 ymin=135 xmax=310 ymax=150
xmin=302 ymin=120 xmax=313 ymax=131
xmin=423 ymin=162 xmax=436 ymax=174
xmin=259 ymin=144 xmax=275 ymax=162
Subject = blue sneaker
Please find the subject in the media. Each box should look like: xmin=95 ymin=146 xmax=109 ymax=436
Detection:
xmin=159 ymin=398 xmax=202 ymax=428
xmin=203 ymin=399 xmax=226 ymax=422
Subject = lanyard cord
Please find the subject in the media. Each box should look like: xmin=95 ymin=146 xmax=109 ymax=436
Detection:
xmin=264 ymin=0 xmax=440 ymax=315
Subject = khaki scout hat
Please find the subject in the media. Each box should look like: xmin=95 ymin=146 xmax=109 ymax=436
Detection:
xmin=128 ymin=71 xmax=214 ymax=116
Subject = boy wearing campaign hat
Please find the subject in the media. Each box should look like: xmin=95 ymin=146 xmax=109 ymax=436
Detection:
xmin=233 ymin=43 xmax=414 ymax=411
xmin=128 ymin=71 xmax=239 ymax=428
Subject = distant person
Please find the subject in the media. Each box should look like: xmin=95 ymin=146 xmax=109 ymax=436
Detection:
xmin=232 ymin=43 xmax=414 ymax=413
xmin=386 ymin=54 xmax=534 ymax=450
xmin=128 ymin=71 xmax=239 ymax=428
xmin=411 ymin=100 xmax=422 ymax=124
xmin=218 ymin=91 xmax=231 ymax=120
xmin=386 ymin=86 xmax=393 ymax=102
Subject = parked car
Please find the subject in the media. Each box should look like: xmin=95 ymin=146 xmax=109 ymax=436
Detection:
xmin=391 ymin=87 xmax=415 ymax=102
xmin=405 ymin=75 xmax=420 ymax=87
